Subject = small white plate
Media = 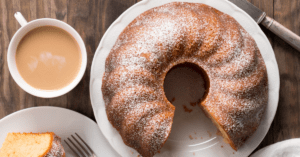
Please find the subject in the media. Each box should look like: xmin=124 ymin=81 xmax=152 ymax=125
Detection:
xmin=0 ymin=106 xmax=120 ymax=157
xmin=90 ymin=0 xmax=280 ymax=156
xmin=251 ymin=139 xmax=300 ymax=157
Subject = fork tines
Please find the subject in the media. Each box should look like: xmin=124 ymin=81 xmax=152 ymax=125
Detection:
xmin=64 ymin=133 xmax=96 ymax=157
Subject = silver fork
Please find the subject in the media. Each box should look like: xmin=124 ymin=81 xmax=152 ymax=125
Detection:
xmin=64 ymin=133 xmax=97 ymax=157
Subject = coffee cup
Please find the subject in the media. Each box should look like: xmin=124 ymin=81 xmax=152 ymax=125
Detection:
xmin=7 ymin=12 xmax=87 ymax=98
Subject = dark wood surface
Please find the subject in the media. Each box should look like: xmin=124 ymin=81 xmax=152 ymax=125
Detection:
xmin=0 ymin=0 xmax=299 ymax=155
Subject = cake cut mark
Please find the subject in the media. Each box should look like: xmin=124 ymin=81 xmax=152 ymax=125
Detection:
xmin=121 ymin=101 xmax=169 ymax=148
xmin=140 ymin=112 xmax=174 ymax=157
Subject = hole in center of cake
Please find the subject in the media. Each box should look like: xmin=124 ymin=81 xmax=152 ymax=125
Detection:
xmin=162 ymin=62 xmax=216 ymax=146
xmin=163 ymin=62 xmax=209 ymax=105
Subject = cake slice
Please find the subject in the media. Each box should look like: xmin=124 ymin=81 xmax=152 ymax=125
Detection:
xmin=0 ymin=132 xmax=65 ymax=157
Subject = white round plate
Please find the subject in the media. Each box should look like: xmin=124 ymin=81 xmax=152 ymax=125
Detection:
xmin=0 ymin=106 xmax=120 ymax=157
xmin=251 ymin=139 xmax=300 ymax=157
xmin=90 ymin=0 xmax=280 ymax=156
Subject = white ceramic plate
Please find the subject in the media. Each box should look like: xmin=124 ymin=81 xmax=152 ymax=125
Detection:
xmin=90 ymin=0 xmax=280 ymax=156
xmin=251 ymin=139 xmax=300 ymax=157
xmin=0 ymin=106 xmax=120 ymax=157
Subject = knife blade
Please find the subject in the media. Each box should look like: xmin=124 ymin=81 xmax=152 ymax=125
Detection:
xmin=228 ymin=0 xmax=300 ymax=52
xmin=228 ymin=0 xmax=266 ymax=23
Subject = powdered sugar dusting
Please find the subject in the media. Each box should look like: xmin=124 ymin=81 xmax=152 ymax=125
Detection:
xmin=102 ymin=2 xmax=268 ymax=156
xmin=141 ymin=112 xmax=174 ymax=156
xmin=45 ymin=135 xmax=65 ymax=157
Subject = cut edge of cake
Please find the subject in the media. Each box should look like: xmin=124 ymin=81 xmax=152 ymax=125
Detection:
xmin=0 ymin=132 xmax=56 ymax=157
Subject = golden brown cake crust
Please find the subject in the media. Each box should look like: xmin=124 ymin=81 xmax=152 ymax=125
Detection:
xmin=102 ymin=2 xmax=268 ymax=157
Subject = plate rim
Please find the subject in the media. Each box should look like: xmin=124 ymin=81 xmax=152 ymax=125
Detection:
xmin=89 ymin=0 xmax=280 ymax=156
xmin=251 ymin=138 xmax=300 ymax=157
xmin=0 ymin=106 xmax=95 ymax=125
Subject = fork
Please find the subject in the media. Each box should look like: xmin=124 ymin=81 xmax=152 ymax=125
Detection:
xmin=64 ymin=133 xmax=97 ymax=157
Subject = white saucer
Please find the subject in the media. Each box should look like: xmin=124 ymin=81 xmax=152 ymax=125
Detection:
xmin=0 ymin=106 xmax=120 ymax=157
xmin=251 ymin=139 xmax=300 ymax=157
xmin=90 ymin=0 xmax=280 ymax=156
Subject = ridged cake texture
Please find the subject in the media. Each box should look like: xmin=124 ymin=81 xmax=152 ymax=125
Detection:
xmin=102 ymin=2 xmax=268 ymax=157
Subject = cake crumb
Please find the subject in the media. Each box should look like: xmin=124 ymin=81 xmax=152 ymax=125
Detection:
xmin=216 ymin=130 xmax=222 ymax=136
xmin=233 ymin=152 xmax=235 ymax=154
xmin=189 ymin=135 xmax=193 ymax=140
xmin=194 ymin=132 xmax=197 ymax=135
xmin=170 ymin=97 xmax=176 ymax=103
xmin=130 ymin=150 xmax=134 ymax=154
xmin=195 ymin=137 xmax=197 ymax=139
xmin=201 ymin=137 xmax=203 ymax=139
xmin=193 ymin=152 xmax=195 ymax=156
xmin=221 ymin=145 xmax=224 ymax=148
xmin=190 ymin=102 xmax=197 ymax=107
xmin=183 ymin=105 xmax=193 ymax=113
xmin=207 ymin=131 xmax=212 ymax=137
xmin=158 ymin=151 xmax=160 ymax=153
xmin=137 ymin=155 xmax=140 ymax=157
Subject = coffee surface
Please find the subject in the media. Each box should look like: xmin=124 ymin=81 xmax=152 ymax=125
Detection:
xmin=16 ymin=26 xmax=81 ymax=90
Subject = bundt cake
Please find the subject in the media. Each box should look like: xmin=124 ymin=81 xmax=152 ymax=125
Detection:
xmin=0 ymin=132 xmax=65 ymax=157
xmin=102 ymin=2 xmax=268 ymax=157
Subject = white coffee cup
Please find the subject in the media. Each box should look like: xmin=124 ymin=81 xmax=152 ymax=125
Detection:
xmin=7 ymin=12 xmax=87 ymax=98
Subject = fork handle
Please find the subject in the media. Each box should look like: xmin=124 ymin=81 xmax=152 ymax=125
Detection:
xmin=261 ymin=16 xmax=300 ymax=51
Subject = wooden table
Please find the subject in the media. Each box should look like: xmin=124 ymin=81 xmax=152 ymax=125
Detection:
xmin=0 ymin=0 xmax=299 ymax=155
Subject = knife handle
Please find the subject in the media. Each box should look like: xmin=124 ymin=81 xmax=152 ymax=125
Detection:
xmin=261 ymin=16 xmax=300 ymax=51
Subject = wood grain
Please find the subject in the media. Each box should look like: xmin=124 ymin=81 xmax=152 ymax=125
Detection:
xmin=1 ymin=0 xmax=300 ymax=155
xmin=272 ymin=0 xmax=300 ymax=142
xmin=252 ymin=0 xmax=300 ymax=153
xmin=0 ymin=0 xmax=136 ymax=119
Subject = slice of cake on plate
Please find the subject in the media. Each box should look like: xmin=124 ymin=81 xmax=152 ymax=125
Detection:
xmin=0 ymin=132 xmax=65 ymax=157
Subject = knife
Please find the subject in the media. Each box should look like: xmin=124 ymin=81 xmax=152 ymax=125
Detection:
xmin=229 ymin=0 xmax=300 ymax=51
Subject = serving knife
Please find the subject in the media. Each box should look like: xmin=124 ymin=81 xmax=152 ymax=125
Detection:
xmin=229 ymin=0 xmax=300 ymax=51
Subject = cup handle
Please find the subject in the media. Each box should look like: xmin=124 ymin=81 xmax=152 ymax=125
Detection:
xmin=14 ymin=12 xmax=28 ymax=27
